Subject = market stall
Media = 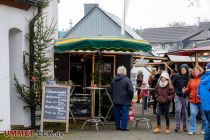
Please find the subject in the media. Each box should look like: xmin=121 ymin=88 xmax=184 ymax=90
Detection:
xmin=167 ymin=46 xmax=210 ymax=66
xmin=54 ymin=36 xmax=152 ymax=120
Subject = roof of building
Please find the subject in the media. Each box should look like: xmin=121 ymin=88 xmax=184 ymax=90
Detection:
xmin=167 ymin=55 xmax=210 ymax=63
xmin=64 ymin=5 xmax=142 ymax=39
xmin=100 ymin=9 xmax=142 ymax=39
xmin=0 ymin=0 xmax=44 ymax=10
xmin=196 ymin=40 xmax=210 ymax=47
xmin=139 ymin=22 xmax=210 ymax=44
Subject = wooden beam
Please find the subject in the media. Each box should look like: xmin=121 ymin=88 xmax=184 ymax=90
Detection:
xmin=134 ymin=62 xmax=173 ymax=67
xmin=0 ymin=0 xmax=31 ymax=10
xmin=133 ymin=55 xmax=168 ymax=60
xmin=63 ymin=51 xmax=168 ymax=60
xmin=164 ymin=62 xmax=173 ymax=71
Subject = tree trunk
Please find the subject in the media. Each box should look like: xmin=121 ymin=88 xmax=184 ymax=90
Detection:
xmin=30 ymin=106 xmax=36 ymax=128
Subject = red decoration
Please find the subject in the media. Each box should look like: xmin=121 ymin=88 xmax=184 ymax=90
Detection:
xmin=31 ymin=76 xmax=36 ymax=82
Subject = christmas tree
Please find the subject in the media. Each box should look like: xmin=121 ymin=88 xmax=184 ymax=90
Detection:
xmin=14 ymin=1 xmax=56 ymax=128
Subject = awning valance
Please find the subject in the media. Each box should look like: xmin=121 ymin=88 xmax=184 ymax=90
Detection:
xmin=54 ymin=36 xmax=152 ymax=53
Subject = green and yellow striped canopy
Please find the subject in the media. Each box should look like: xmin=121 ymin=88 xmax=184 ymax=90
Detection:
xmin=54 ymin=36 xmax=151 ymax=53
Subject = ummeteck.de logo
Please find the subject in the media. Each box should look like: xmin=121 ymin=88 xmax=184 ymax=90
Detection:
xmin=4 ymin=130 xmax=34 ymax=137
xmin=4 ymin=130 xmax=64 ymax=137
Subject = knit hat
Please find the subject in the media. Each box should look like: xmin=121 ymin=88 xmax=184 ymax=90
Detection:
xmin=206 ymin=63 xmax=210 ymax=71
xmin=160 ymin=71 xmax=170 ymax=80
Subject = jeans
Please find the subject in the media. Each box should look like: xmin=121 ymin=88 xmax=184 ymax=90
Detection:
xmin=143 ymin=97 xmax=148 ymax=110
xmin=204 ymin=111 xmax=210 ymax=140
xmin=189 ymin=103 xmax=208 ymax=132
xmin=151 ymin=91 xmax=157 ymax=113
xmin=157 ymin=103 xmax=170 ymax=126
xmin=114 ymin=104 xmax=130 ymax=129
xmin=175 ymin=95 xmax=188 ymax=128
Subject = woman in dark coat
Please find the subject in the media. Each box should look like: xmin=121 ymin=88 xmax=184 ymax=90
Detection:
xmin=110 ymin=66 xmax=134 ymax=131
xmin=172 ymin=64 xmax=190 ymax=132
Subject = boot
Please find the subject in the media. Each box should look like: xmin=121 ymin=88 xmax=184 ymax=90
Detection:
xmin=153 ymin=125 xmax=162 ymax=133
xmin=174 ymin=127 xmax=180 ymax=133
xmin=183 ymin=126 xmax=188 ymax=132
xmin=165 ymin=126 xmax=171 ymax=134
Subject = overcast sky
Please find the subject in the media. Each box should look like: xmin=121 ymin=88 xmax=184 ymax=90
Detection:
xmin=58 ymin=0 xmax=210 ymax=31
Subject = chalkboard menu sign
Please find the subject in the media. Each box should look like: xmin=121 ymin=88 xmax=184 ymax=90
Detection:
xmin=41 ymin=85 xmax=70 ymax=133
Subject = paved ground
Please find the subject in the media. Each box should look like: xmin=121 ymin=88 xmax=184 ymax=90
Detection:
xmin=0 ymin=104 xmax=204 ymax=140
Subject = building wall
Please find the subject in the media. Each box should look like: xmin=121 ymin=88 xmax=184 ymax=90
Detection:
xmin=65 ymin=8 xmax=131 ymax=38
xmin=0 ymin=0 xmax=58 ymax=131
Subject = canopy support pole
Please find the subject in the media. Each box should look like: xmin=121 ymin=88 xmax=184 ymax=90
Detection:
xmin=195 ymin=52 xmax=199 ymax=66
xmin=91 ymin=55 xmax=95 ymax=86
xmin=69 ymin=55 xmax=71 ymax=81
xmin=113 ymin=55 xmax=116 ymax=77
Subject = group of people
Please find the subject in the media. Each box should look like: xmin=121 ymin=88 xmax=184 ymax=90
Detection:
xmin=110 ymin=63 xmax=210 ymax=140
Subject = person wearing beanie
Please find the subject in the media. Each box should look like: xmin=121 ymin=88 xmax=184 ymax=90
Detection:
xmin=153 ymin=71 xmax=175 ymax=134
xmin=198 ymin=63 xmax=210 ymax=140
xmin=183 ymin=66 xmax=207 ymax=135
xmin=172 ymin=64 xmax=190 ymax=132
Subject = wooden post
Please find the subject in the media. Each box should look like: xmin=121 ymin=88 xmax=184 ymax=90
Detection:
xmin=65 ymin=87 xmax=70 ymax=133
xmin=113 ymin=55 xmax=116 ymax=77
xmin=195 ymin=52 xmax=199 ymax=66
xmin=91 ymin=55 xmax=95 ymax=86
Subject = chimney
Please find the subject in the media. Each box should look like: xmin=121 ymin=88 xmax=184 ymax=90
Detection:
xmin=84 ymin=3 xmax=99 ymax=15
xmin=196 ymin=17 xmax=200 ymax=27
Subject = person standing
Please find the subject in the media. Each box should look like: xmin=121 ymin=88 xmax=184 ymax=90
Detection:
xmin=148 ymin=67 xmax=160 ymax=114
xmin=111 ymin=66 xmax=134 ymax=131
xmin=136 ymin=70 xmax=144 ymax=103
xmin=153 ymin=71 xmax=174 ymax=134
xmin=170 ymin=70 xmax=177 ymax=114
xmin=173 ymin=64 xmax=190 ymax=132
xmin=183 ymin=66 xmax=207 ymax=135
xmin=139 ymin=81 xmax=149 ymax=110
xmin=198 ymin=63 xmax=210 ymax=140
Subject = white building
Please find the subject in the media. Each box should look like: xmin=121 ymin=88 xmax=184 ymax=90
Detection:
xmin=0 ymin=0 xmax=58 ymax=132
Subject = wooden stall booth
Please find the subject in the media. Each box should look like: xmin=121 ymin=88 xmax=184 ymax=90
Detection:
xmin=54 ymin=37 xmax=152 ymax=120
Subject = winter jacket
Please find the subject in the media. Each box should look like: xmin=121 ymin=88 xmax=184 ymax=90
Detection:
xmin=172 ymin=64 xmax=190 ymax=97
xmin=139 ymin=89 xmax=149 ymax=99
xmin=154 ymin=82 xmax=175 ymax=104
xmin=185 ymin=77 xmax=201 ymax=104
xmin=136 ymin=74 xmax=143 ymax=87
xmin=110 ymin=75 xmax=134 ymax=105
xmin=198 ymin=72 xmax=210 ymax=111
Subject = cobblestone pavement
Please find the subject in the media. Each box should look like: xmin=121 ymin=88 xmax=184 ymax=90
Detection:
xmin=0 ymin=104 xmax=204 ymax=140
xmin=61 ymin=103 xmax=204 ymax=140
